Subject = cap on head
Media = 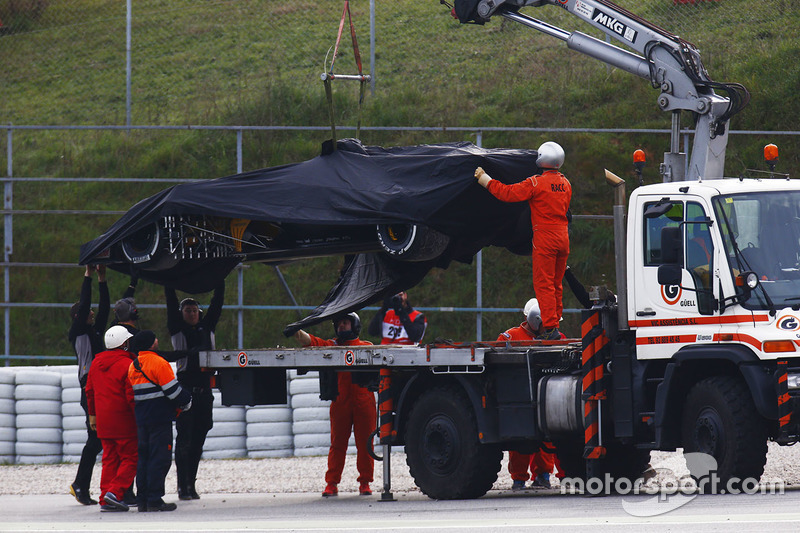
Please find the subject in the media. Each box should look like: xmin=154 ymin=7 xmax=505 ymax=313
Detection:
xmin=105 ymin=325 xmax=134 ymax=349
xmin=129 ymin=330 xmax=157 ymax=353
xmin=536 ymin=141 xmax=565 ymax=170
xmin=114 ymin=297 xmax=139 ymax=322
xmin=179 ymin=297 xmax=201 ymax=311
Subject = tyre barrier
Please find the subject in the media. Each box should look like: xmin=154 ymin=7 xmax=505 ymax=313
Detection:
xmin=0 ymin=371 xmax=14 ymax=464
xmin=15 ymin=371 xmax=61 ymax=464
xmin=203 ymin=394 xmax=247 ymax=459
xmin=61 ymin=374 xmax=89 ymax=463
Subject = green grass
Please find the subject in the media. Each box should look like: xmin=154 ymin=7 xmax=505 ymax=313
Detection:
xmin=0 ymin=0 xmax=798 ymax=359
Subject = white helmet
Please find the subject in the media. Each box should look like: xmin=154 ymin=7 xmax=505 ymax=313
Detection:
xmin=105 ymin=325 xmax=133 ymax=349
xmin=523 ymin=298 xmax=542 ymax=331
xmin=536 ymin=141 xmax=565 ymax=170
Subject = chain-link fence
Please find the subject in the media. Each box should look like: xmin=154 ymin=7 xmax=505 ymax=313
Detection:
xmin=1 ymin=0 xmax=792 ymax=126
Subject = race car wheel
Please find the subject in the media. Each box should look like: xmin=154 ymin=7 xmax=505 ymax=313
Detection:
xmin=376 ymin=224 xmax=449 ymax=262
xmin=120 ymin=222 xmax=177 ymax=270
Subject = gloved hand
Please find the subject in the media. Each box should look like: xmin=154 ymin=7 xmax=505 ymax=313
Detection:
xmin=474 ymin=167 xmax=492 ymax=188
xmin=390 ymin=294 xmax=403 ymax=313
xmin=89 ymin=415 xmax=97 ymax=431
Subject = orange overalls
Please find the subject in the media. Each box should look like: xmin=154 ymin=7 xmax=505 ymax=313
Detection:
xmin=497 ymin=324 xmax=563 ymax=482
xmin=487 ymin=170 xmax=572 ymax=329
xmin=307 ymin=335 xmax=377 ymax=486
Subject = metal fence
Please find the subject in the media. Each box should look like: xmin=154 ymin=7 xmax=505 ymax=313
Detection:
xmin=0 ymin=0 xmax=791 ymax=126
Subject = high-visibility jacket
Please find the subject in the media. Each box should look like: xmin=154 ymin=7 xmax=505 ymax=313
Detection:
xmin=128 ymin=350 xmax=191 ymax=426
xmin=379 ymin=309 xmax=426 ymax=345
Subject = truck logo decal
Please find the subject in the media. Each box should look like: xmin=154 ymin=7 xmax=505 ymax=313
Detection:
xmin=696 ymin=334 xmax=713 ymax=342
xmin=629 ymin=314 xmax=770 ymax=328
xmin=237 ymin=351 xmax=248 ymax=367
xmin=344 ymin=350 xmax=355 ymax=366
xmin=661 ymin=284 xmax=682 ymax=305
xmin=592 ymin=8 xmax=638 ymax=43
xmin=778 ymin=316 xmax=800 ymax=331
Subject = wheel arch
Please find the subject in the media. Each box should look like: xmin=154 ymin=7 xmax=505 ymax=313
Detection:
xmin=394 ymin=372 xmax=492 ymax=446
xmin=653 ymin=344 xmax=776 ymax=448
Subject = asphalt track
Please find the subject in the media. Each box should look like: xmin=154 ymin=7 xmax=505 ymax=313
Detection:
xmin=3 ymin=487 xmax=800 ymax=532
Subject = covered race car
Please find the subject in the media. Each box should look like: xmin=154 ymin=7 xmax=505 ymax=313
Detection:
xmin=79 ymin=138 xmax=539 ymax=334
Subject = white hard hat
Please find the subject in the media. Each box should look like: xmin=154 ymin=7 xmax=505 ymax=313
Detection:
xmin=105 ymin=325 xmax=133 ymax=349
xmin=536 ymin=141 xmax=565 ymax=170
xmin=523 ymin=298 xmax=542 ymax=331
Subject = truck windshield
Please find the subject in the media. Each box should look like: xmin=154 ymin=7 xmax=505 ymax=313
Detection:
xmin=713 ymin=191 xmax=800 ymax=310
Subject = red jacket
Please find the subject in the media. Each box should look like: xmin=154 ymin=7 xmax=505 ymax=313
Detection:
xmin=486 ymin=169 xmax=572 ymax=230
xmin=85 ymin=348 xmax=137 ymax=439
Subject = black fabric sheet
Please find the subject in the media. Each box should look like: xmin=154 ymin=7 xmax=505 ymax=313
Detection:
xmin=79 ymin=138 xmax=539 ymax=332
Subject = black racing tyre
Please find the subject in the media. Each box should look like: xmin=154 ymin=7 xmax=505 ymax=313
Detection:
xmin=681 ymin=375 xmax=768 ymax=493
xmin=120 ymin=221 xmax=178 ymax=270
xmin=376 ymin=224 xmax=450 ymax=262
xmin=405 ymin=385 xmax=502 ymax=500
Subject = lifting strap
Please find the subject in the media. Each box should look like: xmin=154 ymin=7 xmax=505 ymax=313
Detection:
xmin=322 ymin=0 xmax=370 ymax=149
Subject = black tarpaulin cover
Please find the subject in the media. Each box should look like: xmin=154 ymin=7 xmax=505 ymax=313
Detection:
xmin=79 ymin=138 xmax=539 ymax=333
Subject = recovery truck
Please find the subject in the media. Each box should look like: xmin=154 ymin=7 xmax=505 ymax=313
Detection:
xmin=203 ymin=0 xmax=800 ymax=499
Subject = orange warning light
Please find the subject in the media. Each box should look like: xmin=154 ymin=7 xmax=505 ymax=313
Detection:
xmin=633 ymin=149 xmax=646 ymax=163
xmin=764 ymin=144 xmax=779 ymax=162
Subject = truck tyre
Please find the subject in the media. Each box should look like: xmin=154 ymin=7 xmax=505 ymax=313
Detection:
xmin=404 ymin=385 xmax=501 ymax=500
xmin=376 ymin=224 xmax=450 ymax=262
xmin=681 ymin=375 xmax=768 ymax=493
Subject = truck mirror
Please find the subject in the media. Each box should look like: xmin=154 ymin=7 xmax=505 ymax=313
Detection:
xmin=658 ymin=264 xmax=682 ymax=286
xmin=660 ymin=226 xmax=682 ymax=264
xmin=644 ymin=199 xmax=674 ymax=218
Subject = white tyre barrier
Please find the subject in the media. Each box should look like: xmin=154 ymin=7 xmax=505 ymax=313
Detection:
xmin=246 ymin=435 xmax=293 ymax=451
xmin=248 ymin=449 xmax=293 ymax=459
xmin=202 ymin=449 xmax=248 ymax=460
xmin=294 ymin=433 xmax=330 ymax=449
xmin=61 ymin=387 xmax=81 ymax=404
xmin=292 ymin=420 xmax=330 ymax=435
xmin=61 ymin=402 xmax=84 ymax=417
xmin=16 ymin=455 xmax=61 ymax=465
xmin=0 ymin=427 xmax=16 ymax=442
xmin=14 ymin=384 xmax=61 ymax=402
xmin=0 ymin=441 xmax=14 ymax=455
xmin=62 ymin=416 xmax=86 ymax=432
xmin=61 ymin=373 xmax=80 ymax=389
xmin=0 ymin=399 xmax=14 ymax=415
xmin=17 ymin=428 xmax=62 ymax=443
xmin=289 ymin=376 xmax=320 ymax=395
xmin=245 ymin=406 xmax=292 ymax=424
xmin=213 ymin=406 xmax=246 ymax=423
xmin=0 ymin=371 xmax=14 ymax=385
xmin=0 ymin=384 xmax=14 ymax=398
xmin=290 ymin=392 xmax=330 ymax=409
xmin=16 ymin=441 xmax=62 ymax=455
xmin=293 ymin=447 xmax=328 ymax=457
xmin=292 ymin=406 xmax=329 ymax=422
xmin=62 ymin=429 xmax=88 ymax=444
xmin=16 ymin=414 xmax=61 ymax=429
xmin=246 ymin=421 xmax=292 ymax=438
xmin=206 ymin=421 xmax=247 ymax=438
xmin=15 ymin=371 xmax=61 ymax=387
xmin=202 ymin=435 xmax=247 ymax=451
xmin=0 ymin=413 xmax=15 ymax=429
xmin=16 ymin=400 xmax=62 ymax=415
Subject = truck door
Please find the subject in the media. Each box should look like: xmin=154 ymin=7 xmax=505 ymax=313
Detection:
xmin=632 ymin=198 xmax=720 ymax=360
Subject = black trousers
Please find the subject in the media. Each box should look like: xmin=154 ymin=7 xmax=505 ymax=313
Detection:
xmin=73 ymin=388 xmax=103 ymax=491
xmin=175 ymin=387 xmax=213 ymax=490
xmin=136 ymin=421 xmax=173 ymax=506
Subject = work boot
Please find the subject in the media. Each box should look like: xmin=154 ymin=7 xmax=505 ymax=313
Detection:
xmin=532 ymin=473 xmax=551 ymax=489
xmin=537 ymin=328 xmax=561 ymax=341
xmin=146 ymin=500 xmax=178 ymax=512
xmin=123 ymin=486 xmax=136 ymax=506
xmin=511 ymin=480 xmax=526 ymax=491
xmin=359 ymin=482 xmax=372 ymax=496
xmin=102 ymin=492 xmax=129 ymax=512
xmin=322 ymin=484 xmax=338 ymax=497
xmin=69 ymin=483 xmax=97 ymax=505
xmin=189 ymin=482 xmax=200 ymax=500
xmin=178 ymin=486 xmax=193 ymax=501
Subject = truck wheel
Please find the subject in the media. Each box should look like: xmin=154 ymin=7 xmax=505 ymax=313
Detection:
xmin=376 ymin=224 xmax=450 ymax=262
xmin=681 ymin=376 xmax=768 ymax=493
xmin=405 ymin=385 xmax=501 ymax=499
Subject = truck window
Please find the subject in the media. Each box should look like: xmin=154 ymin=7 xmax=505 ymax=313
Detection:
xmin=644 ymin=202 xmax=683 ymax=266
xmin=685 ymin=203 xmax=714 ymax=314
